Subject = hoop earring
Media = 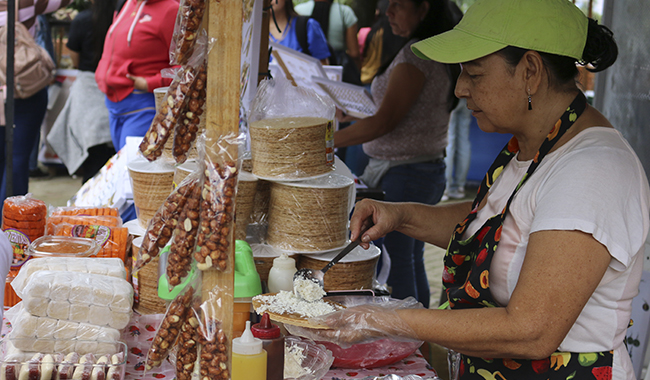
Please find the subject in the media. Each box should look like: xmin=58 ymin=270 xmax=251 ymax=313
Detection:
xmin=527 ymin=88 xmax=532 ymax=111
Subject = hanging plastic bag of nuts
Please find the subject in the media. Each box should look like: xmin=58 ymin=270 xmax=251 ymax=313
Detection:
xmin=144 ymin=270 xmax=201 ymax=373
xmin=196 ymin=283 xmax=231 ymax=380
xmin=133 ymin=172 xmax=201 ymax=272
xmin=194 ymin=133 xmax=246 ymax=272
xmin=164 ymin=159 xmax=205 ymax=288
xmin=169 ymin=0 xmax=207 ymax=65
xmin=170 ymin=295 xmax=202 ymax=380
xmin=139 ymin=33 xmax=210 ymax=162
xmin=163 ymin=281 xmax=230 ymax=380
xmin=172 ymin=57 xmax=207 ymax=164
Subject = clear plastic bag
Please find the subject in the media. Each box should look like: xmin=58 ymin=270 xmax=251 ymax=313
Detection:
xmin=133 ymin=173 xmax=201 ymax=272
xmin=144 ymin=271 xmax=200 ymax=371
xmin=164 ymin=162 xmax=204 ymax=288
xmin=285 ymin=296 xmax=424 ymax=369
xmin=194 ymin=133 xmax=245 ymax=272
xmin=139 ymin=37 xmax=209 ymax=162
xmin=169 ymin=0 xmax=206 ymax=65
xmin=12 ymin=257 xmax=127 ymax=296
xmin=145 ymin=274 xmax=231 ymax=380
xmin=5 ymin=303 xmax=121 ymax=354
xmin=248 ymin=78 xmax=336 ymax=181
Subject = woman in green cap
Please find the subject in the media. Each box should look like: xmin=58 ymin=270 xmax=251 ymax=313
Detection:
xmin=291 ymin=0 xmax=650 ymax=379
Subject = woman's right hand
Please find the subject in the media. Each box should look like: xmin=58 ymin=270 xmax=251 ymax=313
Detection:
xmin=350 ymin=199 xmax=404 ymax=249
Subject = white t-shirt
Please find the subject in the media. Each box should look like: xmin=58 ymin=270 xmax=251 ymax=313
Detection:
xmin=294 ymin=1 xmax=358 ymax=51
xmin=465 ymin=127 xmax=650 ymax=380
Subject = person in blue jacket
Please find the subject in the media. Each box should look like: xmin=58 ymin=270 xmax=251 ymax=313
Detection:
xmin=269 ymin=0 xmax=330 ymax=64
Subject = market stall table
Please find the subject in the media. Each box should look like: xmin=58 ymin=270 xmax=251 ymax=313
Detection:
xmin=1 ymin=312 xmax=440 ymax=380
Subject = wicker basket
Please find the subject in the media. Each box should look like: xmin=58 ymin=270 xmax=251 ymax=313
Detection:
xmin=297 ymin=245 xmax=380 ymax=291
xmin=127 ymin=159 xmax=175 ymax=229
xmin=235 ymin=171 xmax=258 ymax=240
xmin=266 ymin=174 xmax=354 ymax=252
xmin=173 ymin=160 xmax=198 ymax=187
xmin=249 ymin=116 xmax=333 ymax=180
xmin=132 ymin=237 xmax=168 ymax=314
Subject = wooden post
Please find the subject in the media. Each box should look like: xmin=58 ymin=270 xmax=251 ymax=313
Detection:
xmin=258 ymin=0 xmax=272 ymax=84
xmin=204 ymin=0 xmax=243 ymax=373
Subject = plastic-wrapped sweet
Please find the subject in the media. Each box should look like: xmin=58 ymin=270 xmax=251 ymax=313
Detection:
xmin=6 ymin=306 xmax=121 ymax=353
xmin=19 ymin=271 xmax=133 ymax=329
xmin=11 ymin=258 xmax=127 ymax=298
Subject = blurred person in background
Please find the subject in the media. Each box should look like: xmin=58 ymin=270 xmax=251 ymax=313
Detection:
xmin=333 ymin=0 xmax=462 ymax=308
xmin=295 ymin=0 xmax=361 ymax=84
xmin=269 ymin=0 xmax=330 ymax=64
xmin=48 ymin=0 xmax=117 ymax=183
xmin=344 ymin=0 xmax=409 ymax=176
xmin=0 ymin=0 xmax=72 ymax=204
xmin=442 ymin=97 xmax=472 ymax=201
xmin=95 ymin=0 xmax=178 ymax=151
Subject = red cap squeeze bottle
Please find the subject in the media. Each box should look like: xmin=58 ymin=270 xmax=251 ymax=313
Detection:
xmin=251 ymin=313 xmax=284 ymax=380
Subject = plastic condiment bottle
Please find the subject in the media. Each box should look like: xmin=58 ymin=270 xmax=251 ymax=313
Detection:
xmin=232 ymin=320 xmax=267 ymax=380
xmin=267 ymin=253 xmax=296 ymax=293
xmin=251 ymin=313 xmax=284 ymax=380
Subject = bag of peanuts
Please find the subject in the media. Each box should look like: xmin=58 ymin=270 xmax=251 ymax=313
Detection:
xmin=193 ymin=133 xmax=246 ymax=273
xmin=145 ymin=272 xmax=231 ymax=380
xmin=169 ymin=0 xmax=207 ymax=65
xmin=163 ymin=159 xmax=205 ymax=288
xmin=145 ymin=271 xmax=200 ymax=373
xmin=133 ymin=167 xmax=202 ymax=273
xmin=139 ymin=34 xmax=210 ymax=163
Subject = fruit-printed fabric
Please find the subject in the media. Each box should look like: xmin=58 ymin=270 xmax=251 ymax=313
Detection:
xmin=443 ymin=93 xmax=613 ymax=379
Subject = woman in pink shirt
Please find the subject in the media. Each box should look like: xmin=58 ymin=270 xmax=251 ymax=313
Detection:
xmin=95 ymin=0 xmax=178 ymax=151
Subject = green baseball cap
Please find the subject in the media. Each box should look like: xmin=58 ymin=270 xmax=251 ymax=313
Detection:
xmin=412 ymin=0 xmax=588 ymax=64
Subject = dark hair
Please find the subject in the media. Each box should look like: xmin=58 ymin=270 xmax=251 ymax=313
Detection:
xmin=92 ymin=0 xmax=117 ymax=70
xmin=498 ymin=18 xmax=618 ymax=90
xmin=377 ymin=0 xmax=462 ymax=111
xmin=281 ymin=0 xmax=299 ymax=19
xmin=311 ymin=1 xmax=332 ymax=36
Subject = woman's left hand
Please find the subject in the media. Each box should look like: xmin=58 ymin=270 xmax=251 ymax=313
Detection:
xmin=336 ymin=108 xmax=359 ymax=123
xmin=285 ymin=299 xmax=424 ymax=345
xmin=126 ymin=73 xmax=149 ymax=91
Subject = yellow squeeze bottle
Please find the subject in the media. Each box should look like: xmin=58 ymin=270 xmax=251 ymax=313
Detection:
xmin=232 ymin=320 xmax=267 ymax=380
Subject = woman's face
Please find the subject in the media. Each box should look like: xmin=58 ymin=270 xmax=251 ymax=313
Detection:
xmin=386 ymin=0 xmax=428 ymax=38
xmin=455 ymin=54 xmax=527 ymax=134
xmin=272 ymin=0 xmax=285 ymax=13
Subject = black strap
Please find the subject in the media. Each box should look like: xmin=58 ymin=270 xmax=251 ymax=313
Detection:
xmin=295 ymin=16 xmax=311 ymax=56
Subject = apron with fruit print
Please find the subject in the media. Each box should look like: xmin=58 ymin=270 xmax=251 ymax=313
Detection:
xmin=443 ymin=92 xmax=614 ymax=380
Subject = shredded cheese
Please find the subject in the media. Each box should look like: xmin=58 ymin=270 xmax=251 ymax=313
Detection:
xmin=254 ymin=291 xmax=339 ymax=318
xmin=293 ymin=277 xmax=326 ymax=303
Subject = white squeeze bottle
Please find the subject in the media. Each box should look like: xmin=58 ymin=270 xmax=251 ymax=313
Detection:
xmin=232 ymin=320 xmax=267 ymax=380
xmin=267 ymin=253 xmax=297 ymax=293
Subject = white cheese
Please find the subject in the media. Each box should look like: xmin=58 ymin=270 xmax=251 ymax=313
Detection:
xmin=254 ymin=291 xmax=339 ymax=318
xmin=293 ymin=278 xmax=325 ymax=303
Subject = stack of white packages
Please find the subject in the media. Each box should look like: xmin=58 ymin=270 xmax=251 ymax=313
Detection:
xmin=6 ymin=257 xmax=133 ymax=354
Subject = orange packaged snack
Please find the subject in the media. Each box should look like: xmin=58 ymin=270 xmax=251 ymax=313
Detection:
xmin=46 ymin=215 xmax=128 ymax=262
xmin=2 ymin=195 xmax=47 ymax=241
xmin=50 ymin=206 xmax=120 ymax=217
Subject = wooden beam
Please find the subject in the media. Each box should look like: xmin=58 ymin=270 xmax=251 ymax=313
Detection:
xmin=204 ymin=0 xmax=243 ymax=373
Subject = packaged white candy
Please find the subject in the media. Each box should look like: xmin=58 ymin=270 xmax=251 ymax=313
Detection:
xmin=12 ymin=258 xmax=126 ymax=298
xmin=20 ymin=271 xmax=133 ymax=329
xmin=6 ymin=305 xmax=121 ymax=353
